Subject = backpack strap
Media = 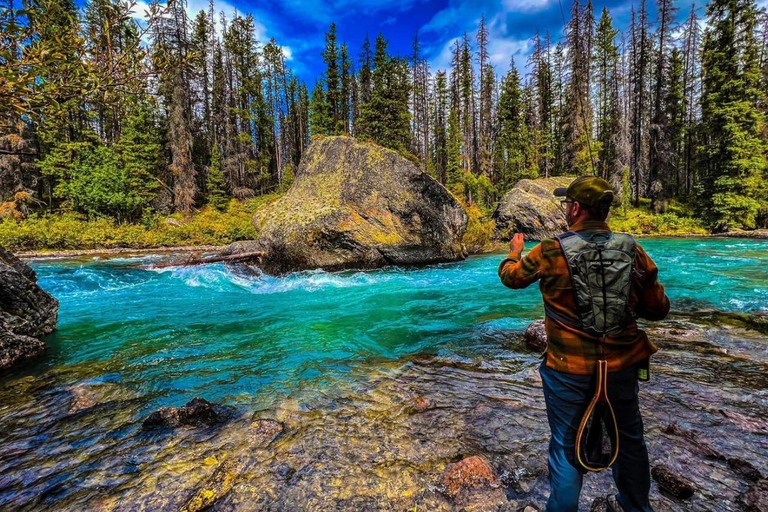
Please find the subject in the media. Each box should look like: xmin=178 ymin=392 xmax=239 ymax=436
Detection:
xmin=547 ymin=231 xmax=583 ymax=330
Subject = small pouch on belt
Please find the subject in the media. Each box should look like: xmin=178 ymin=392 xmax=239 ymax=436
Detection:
xmin=575 ymin=359 xmax=619 ymax=472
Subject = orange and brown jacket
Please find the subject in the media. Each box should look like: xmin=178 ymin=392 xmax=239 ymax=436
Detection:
xmin=498 ymin=219 xmax=670 ymax=375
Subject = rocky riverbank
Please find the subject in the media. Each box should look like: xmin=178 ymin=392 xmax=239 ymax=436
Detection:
xmin=1 ymin=308 xmax=765 ymax=511
xmin=0 ymin=247 xmax=58 ymax=370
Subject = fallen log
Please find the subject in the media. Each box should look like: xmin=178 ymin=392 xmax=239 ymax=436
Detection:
xmin=145 ymin=251 xmax=265 ymax=269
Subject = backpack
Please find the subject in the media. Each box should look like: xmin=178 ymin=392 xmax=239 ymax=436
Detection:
xmin=546 ymin=230 xmax=637 ymax=337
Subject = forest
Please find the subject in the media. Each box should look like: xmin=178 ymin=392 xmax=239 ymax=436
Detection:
xmin=1 ymin=0 xmax=767 ymax=237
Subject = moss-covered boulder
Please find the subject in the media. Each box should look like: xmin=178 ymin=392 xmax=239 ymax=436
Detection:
xmin=227 ymin=136 xmax=468 ymax=274
xmin=0 ymin=246 xmax=58 ymax=370
xmin=493 ymin=177 xmax=573 ymax=241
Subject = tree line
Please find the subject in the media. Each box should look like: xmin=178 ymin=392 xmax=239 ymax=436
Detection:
xmin=1 ymin=0 xmax=767 ymax=230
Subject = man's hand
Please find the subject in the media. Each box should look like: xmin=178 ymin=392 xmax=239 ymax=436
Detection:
xmin=510 ymin=233 xmax=525 ymax=253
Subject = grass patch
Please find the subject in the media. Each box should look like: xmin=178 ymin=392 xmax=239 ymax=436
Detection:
xmin=0 ymin=195 xmax=281 ymax=252
xmin=608 ymin=199 xmax=708 ymax=235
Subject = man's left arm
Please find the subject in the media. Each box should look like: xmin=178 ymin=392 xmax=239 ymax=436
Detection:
xmin=498 ymin=233 xmax=545 ymax=289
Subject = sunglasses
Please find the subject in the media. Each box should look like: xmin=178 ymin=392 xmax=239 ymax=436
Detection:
xmin=559 ymin=199 xmax=575 ymax=210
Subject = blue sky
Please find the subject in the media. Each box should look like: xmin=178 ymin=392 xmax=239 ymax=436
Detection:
xmin=133 ymin=0 xmax=760 ymax=84
xmin=224 ymin=0 xmax=649 ymax=81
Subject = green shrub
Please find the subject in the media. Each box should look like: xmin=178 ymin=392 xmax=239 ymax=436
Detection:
xmin=609 ymin=201 xmax=707 ymax=235
xmin=0 ymin=195 xmax=282 ymax=251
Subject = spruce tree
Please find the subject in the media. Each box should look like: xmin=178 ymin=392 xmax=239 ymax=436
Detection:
xmin=206 ymin=144 xmax=228 ymax=211
xmin=699 ymin=0 xmax=768 ymax=229
xmin=495 ymin=59 xmax=536 ymax=194
xmin=310 ymin=80 xmax=332 ymax=136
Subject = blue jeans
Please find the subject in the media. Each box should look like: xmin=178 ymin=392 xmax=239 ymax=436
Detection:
xmin=540 ymin=361 xmax=653 ymax=512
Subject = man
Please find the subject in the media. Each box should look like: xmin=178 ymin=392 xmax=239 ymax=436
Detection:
xmin=498 ymin=176 xmax=670 ymax=512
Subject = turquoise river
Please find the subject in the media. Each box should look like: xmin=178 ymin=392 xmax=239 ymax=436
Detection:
xmin=1 ymin=238 xmax=767 ymax=512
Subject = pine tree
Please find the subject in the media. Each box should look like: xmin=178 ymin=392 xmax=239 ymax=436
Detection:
xmin=357 ymin=34 xmax=411 ymax=151
xmin=664 ymin=49 xmax=686 ymax=196
xmin=648 ymin=0 xmax=678 ymax=211
xmin=432 ymin=71 xmax=449 ymax=184
xmin=629 ymin=0 xmax=651 ymax=204
xmin=322 ymin=23 xmax=341 ymax=133
xmin=563 ymin=0 xmax=595 ymax=175
xmin=699 ymin=0 xmax=767 ymax=229
xmin=495 ymin=59 xmax=536 ymax=194
xmin=681 ymin=5 xmax=702 ymax=195
xmin=446 ymin=109 xmax=462 ymax=187
xmin=594 ymin=8 xmax=620 ymax=181
xmin=340 ymin=42 xmax=352 ymax=134
xmin=206 ymin=144 xmax=228 ymax=211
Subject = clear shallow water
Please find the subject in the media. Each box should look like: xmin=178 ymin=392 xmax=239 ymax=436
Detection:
xmin=27 ymin=238 xmax=768 ymax=411
xmin=2 ymin=237 xmax=767 ymax=512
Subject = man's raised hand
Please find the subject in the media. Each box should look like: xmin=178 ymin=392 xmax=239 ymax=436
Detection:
xmin=510 ymin=233 xmax=525 ymax=254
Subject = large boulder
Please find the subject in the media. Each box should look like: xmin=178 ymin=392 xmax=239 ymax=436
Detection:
xmin=227 ymin=136 xmax=468 ymax=274
xmin=493 ymin=177 xmax=573 ymax=241
xmin=0 ymin=246 xmax=58 ymax=370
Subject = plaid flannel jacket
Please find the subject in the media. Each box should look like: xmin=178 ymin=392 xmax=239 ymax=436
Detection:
xmin=498 ymin=220 xmax=670 ymax=375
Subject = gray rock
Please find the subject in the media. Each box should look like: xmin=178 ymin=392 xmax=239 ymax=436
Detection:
xmin=493 ymin=177 xmax=572 ymax=241
xmin=524 ymin=320 xmax=548 ymax=352
xmin=728 ymin=458 xmax=763 ymax=483
xmin=142 ymin=398 xmax=236 ymax=429
xmin=226 ymin=136 xmax=468 ymax=274
xmin=737 ymin=480 xmax=768 ymax=512
xmin=651 ymin=464 xmax=696 ymax=500
xmin=0 ymin=246 xmax=58 ymax=370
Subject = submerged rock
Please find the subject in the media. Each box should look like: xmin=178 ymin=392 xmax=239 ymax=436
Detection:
xmin=440 ymin=455 xmax=504 ymax=505
xmin=493 ymin=177 xmax=572 ymax=241
xmin=226 ymin=136 xmax=468 ymax=274
xmin=0 ymin=246 xmax=58 ymax=370
xmin=651 ymin=464 xmax=696 ymax=500
xmin=179 ymin=457 xmax=245 ymax=512
xmin=249 ymin=418 xmax=284 ymax=447
xmin=142 ymin=398 xmax=236 ymax=430
xmin=524 ymin=320 xmax=548 ymax=352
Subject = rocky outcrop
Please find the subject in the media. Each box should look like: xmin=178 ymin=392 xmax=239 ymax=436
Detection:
xmin=142 ymin=398 xmax=236 ymax=429
xmin=493 ymin=177 xmax=573 ymax=241
xmin=226 ymin=136 xmax=468 ymax=274
xmin=0 ymin=246 xmax=58 ymax=370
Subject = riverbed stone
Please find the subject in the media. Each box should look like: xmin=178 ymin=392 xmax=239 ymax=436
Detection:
xmin=142 ymin=398 xmax=236 ymax=429
xmin=249 ymin=418 xmax=284 ymax=447
xmin=524 ymin=320 xmax=548 ymax=352
xmin=651 ymin=464 xmax=696 ymax=500
xmin=225 ymin=136 xmax=468 ymax=274
xmin=440 ymin=455 xmax=504 ymax=505
xmin=178 ymin=457 xmax=245 ymax=512
xmin=493 ymin=177 xmax=572 ymax=241
xmin=0 ymin=246 xmax=58 ymax=370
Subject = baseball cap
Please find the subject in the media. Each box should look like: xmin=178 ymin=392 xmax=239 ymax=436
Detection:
xmin=554 ymin=176 xmax=615 ymax=207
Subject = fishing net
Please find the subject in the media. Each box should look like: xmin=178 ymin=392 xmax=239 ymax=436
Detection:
xmin=576 ymin=359 xmax=619 ymax=472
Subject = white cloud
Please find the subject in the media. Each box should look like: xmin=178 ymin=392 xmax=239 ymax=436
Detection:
xmin=281 ymin=46 xmax=294 ymax=61
xmin=502 ymin=0 xmax=553 ymax=14
xmin=128 ymin=0 xmax=152 ymax=22
xmin=424 ymin=3 xmax=538 ymax=77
